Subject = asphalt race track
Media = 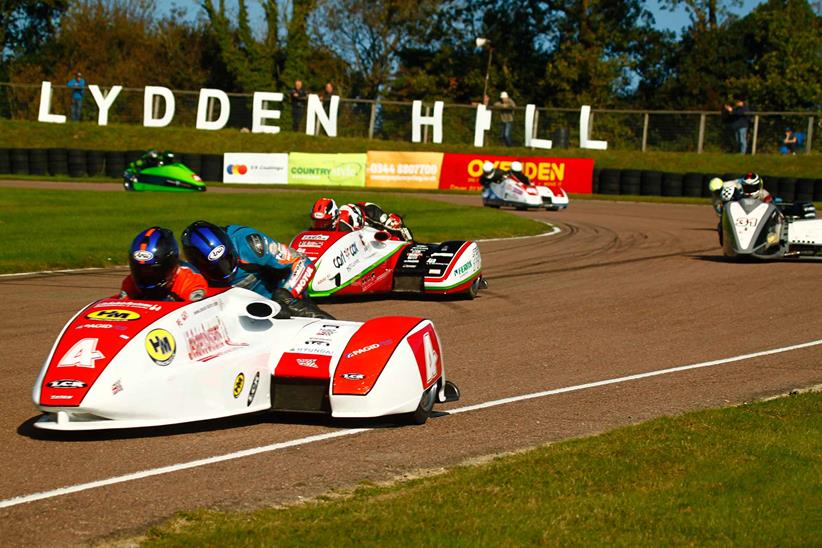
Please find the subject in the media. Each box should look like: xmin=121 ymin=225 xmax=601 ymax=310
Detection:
xmin=1 ymin=185 xmax=821 ymax=546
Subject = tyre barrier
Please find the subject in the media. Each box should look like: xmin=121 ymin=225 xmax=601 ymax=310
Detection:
xmin=48 ymin=148 xmax=68 ymax=175
xmin=67 ymin=149 xmax=87 ymax=178
xmin=814 ymin=180 xmax=822 ymax=202
xmin=10 ymin=148 xmax=29 ymax=174
xmin=620 ymin=169 xmax=641 ymax=195
xmin=682 ymin=172 xmax=703 ymax=197
xmin=661 ymin=172 xmax=683 ymax=197
xmin=591 ymin=167 xmax=601 ymax=194
xmin=775 ymin=177 xmax=796 ymax=203
xmin=640 ymin=171 xmax=663 ymax=196
xmin=28 ymin=148 xmax=48 ymax=175
xmin=0 ymin=148 xmax=9 ymax=174
xmin=599 ymin=168 xmax=620 ymax=195
xmin=87 ymin=150 xmax=105 ymax=177
xmin=105 ymin=151 xmax=126 ymax=178
xmin=795 ymin=178 xmax=815 ymax=202
xmin=200 ymin=154 xmax=223 ymax=183
xmin=178 ymin=153 xmax=203 ymax=176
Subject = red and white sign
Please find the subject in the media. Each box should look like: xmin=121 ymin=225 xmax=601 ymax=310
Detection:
xmin=439 ymin=153 xmax=593 ymax=194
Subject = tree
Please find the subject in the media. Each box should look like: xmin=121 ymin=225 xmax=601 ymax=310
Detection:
xmin=0 ymin=0 xmax=67 ymax=79
xmin=658 ymin=0 xmax=743 ymax=32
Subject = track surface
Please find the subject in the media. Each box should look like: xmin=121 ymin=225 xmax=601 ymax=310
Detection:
xmin=1 ymin=186 xmax=821 ymax=546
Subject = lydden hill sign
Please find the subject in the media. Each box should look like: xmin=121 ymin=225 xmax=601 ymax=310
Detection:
xmin=37 ymin=81 xmax=608 ymax=150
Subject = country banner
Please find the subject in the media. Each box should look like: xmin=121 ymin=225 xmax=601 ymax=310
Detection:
xmin=365 ymin=151 xmax=444 ymax=190
xmin=439 ymin=153 xmax=594 ymax=193
xmin=223 ymin=152 xmax=288 ymax=184
xmin=288 ymin=153 xmax=367 ymax=187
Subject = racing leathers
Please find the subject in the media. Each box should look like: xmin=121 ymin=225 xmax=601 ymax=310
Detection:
xmin=224 ymin=225 xmax=332 ymax=319
xmin=120 ymin=263 xmax=207 ymax=301
xmin=711 ymin=178 xmax=773 ymax=213
xmin=340 ymin=202 xmax=414 ymax=241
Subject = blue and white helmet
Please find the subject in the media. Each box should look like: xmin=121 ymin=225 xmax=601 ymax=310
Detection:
xmin=181 ymin=221 xmax=238 ymax=284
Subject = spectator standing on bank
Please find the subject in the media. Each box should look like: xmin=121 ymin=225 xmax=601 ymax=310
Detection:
xmin=724 ymin=99 xmax=750 ymax=154
xmin=781 ymin=128 xmax=798 ymax=155
xmin=322 ymin=82 xmax=335 ymax=107
xmin=67 ymin=71 xmax=85 ymax=122
xmin=494 ymin=91 xmax=516 ymax=147
xmin=289 ymin=79 xmax=306 ymax=132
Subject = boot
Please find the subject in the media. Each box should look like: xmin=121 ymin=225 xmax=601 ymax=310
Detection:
xmin=273 ymin=289 xmax=335 ymax=320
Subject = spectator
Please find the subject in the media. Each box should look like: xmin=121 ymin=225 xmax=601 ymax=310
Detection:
xmin=493 ymin=91 xmax=516 ymax=147
xmin=322 ymin=82 xmax=335 ymax=107
xmin=780 ymin=128 xmax=798 ymax=155
xmin=67 ymin=71 xmax=85 ymax=122
xmin=724 ymin=99 xmax=750 ymax=154
xmin=289 ymin=79 xmax=306 ymax=132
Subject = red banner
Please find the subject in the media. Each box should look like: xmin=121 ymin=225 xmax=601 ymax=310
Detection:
xmin=439 ymin=153 xmax=594 ymax=193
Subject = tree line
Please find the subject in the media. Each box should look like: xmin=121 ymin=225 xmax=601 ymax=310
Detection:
xmin=1 ymin=0 xmax=820 ymax=112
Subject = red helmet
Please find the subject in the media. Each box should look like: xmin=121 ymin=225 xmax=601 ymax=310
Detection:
xmin=337 ymin=204 xmax=364 ymax=231
xmin=384 ymin=213 xmax=402 ymax=230
xmin=311 ymin=198 xmax=338 ymax=229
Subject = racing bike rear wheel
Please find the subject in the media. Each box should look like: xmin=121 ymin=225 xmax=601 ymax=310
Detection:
xmin=405 ymin=383 xmax=437 ymax=425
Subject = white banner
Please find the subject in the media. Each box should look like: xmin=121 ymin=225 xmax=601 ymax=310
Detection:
xmin=223 ymin=153 xmax=289 ymax=184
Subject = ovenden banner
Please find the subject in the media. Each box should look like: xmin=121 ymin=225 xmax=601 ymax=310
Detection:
xmin=288 ymin=153 xmax=366 ymax=186
xmin=365 ymin=151 xmax=444 ymax=190
xmin=223 ymin=152 xmax=289 ymax=184
xmin=439 ymin=153 xmax=594 ymax=193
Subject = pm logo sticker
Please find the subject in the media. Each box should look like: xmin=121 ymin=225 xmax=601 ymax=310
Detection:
xmin=145 ymin=329 xmax=176 ymax=366
xmin=86 ymin=309 xmax=141 ymax=322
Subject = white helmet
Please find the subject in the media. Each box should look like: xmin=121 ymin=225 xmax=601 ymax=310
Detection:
xmin=338 ymin=204 xmax=364 ymax=230
xmin=510 ymin=161 xmax=523 ymax=172
xmin=482 ymin=160 xmax=495 ymax=175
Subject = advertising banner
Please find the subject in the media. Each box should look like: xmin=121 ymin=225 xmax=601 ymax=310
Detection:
xmin=439 ymin=153 xmax=594 ymax=194
xmin=288 ymin=153 xmax=366 ymax=187
xmin=365 ymin=151 xmax=444 ymax=190
xmin=223 ymin=152 xmax=289 ymax=184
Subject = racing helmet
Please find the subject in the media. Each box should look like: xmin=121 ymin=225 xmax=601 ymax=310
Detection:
xmin=482 ymin=160 xmax=495 ymax=175
xmin=181 ymin=221 xmax=238 ymax=284
xmin=510 ymin=160 xmax=523 ymax=173
xmin=740 ymin=172 xmax=762 ymax=196
xmin=128 ymin=227 xmax=179 ymax=291
xmin=337 ymin=204 xmax=364 ymax=231
xmin=384 ymin=213 xmax=402 ymax=230
xmin=311 ymin=197 xmax=339 ymax=229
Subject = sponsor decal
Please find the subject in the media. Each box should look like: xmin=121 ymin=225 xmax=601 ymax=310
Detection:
xmin=246 ymin=233 xmax=265 ymax=257
xmin=345 ymin=339 xmax=393 ymax=359
xmin=296 ymin=358 xmax=319 ymax=368
xmin=112 ymin=380 xmax=123 ymax=395
xmin=193 ymin=300 xmax=221 ymax=315
xmin=305 ymin=338 xmax=331 ymax=347
xmin=49 ymin=395 xmax=73 ymax=400
xmin=132 ymin=250 xmax=154 ymax=262
xmin=297 ymin=241 xmax=324 ymax=249
xmin=292 ymin=264 xmax=315 ymax=296
xmin=454 ymin=261 xmax=474 ymax=276
xmin=208 ymin=245 xmax=226 ymax=261
xmin=145 ymin=329 xmax=176 ymax=366
xmin=341 ymin=373 xmax=365 ymax=380
xmin=332 ymin=242 xmax=360 ymax=269
xmin=316 ymin=325 xmax=340 ymax=337
xmin=233 ymin=372 xmax=245 ymax=398
xmin=58 ymin=338 xmax=105 ymax=368
xmin=75 ymin=323 xmax=114 ymax=330
xmin=86 ymin=309 xmax=140 ymax=322
xmin=735 ymin=217 xmax=758 ymax=227
xmin=247 ymin=372 xmax=260 ymax=406
xmin=176 ymin=310 xmax=190 ymax=327
xmin=226 ymin=164 xmax=248 ymax=175
xmin=186 ymin=317 xmax=230 ymax=361
xmin=302 ymin=234 xmax=330 ymax=241
xmin=93 ymin=301 xmax=162 ymax=311
xmin=288 ymin=346 xmax=334 ymax=356
xmin=47 ymin=379 xmax=86 ymax=389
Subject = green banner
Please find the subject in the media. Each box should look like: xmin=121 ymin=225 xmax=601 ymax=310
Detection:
xmin=288 ymin=153 xmax=367 ymax=187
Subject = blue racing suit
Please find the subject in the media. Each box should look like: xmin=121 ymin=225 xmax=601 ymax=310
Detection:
xmin=225 ymin=225 xmax=316 ymax=299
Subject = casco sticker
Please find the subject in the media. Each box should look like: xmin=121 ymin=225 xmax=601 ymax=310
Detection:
xmin=86 ymin=309 xmax=141 ymax=322
xmin=145 ymin=329 xmax=176 ymax=366
xmin=208 ymin=245 xmax=226 ymax=261
xmin=233 ymin=372 xmax=245 ymax=398
xmin=246 ymin=372 xmax=260 ymax=406
xmin=132 ymin=250 xmax=154 ymax=262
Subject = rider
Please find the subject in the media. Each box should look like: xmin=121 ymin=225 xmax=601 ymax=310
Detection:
xmin=120 ymin=226 xmax=207 ymax=302
xmin=133 ymin=149 xmax=175 ymax=169
xmin=310 ymin=197 xmax=339 ymax=230
xmin=507 ymin=160 xmax=531 ymax=185
xmin=311 ymin=197 xmax=413 ymax=241
xmin=181 ymin=220 xmax=332 ymax=319
xmin=709 ymin=172 xmax=772 ymax=211
xmin=479 ymin=160 xmax=505 ymax=187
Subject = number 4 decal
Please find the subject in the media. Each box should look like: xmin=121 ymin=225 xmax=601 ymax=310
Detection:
xmin=58 ymin=338 xmax=105 ymax=368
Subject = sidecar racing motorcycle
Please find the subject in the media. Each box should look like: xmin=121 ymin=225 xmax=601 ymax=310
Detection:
xmin=290 ymin=226 xmax=484 ymax=299
xmin=123 ymin=150 xmax=206 ymax=192
xmin=482 ymin=174 xmax=568 ymax=210
xmin=32 ymin=287 xmax=459 ymax=431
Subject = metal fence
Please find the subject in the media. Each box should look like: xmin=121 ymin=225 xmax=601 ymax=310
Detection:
xmin=1 ymin=82 xmax=819 ymax=155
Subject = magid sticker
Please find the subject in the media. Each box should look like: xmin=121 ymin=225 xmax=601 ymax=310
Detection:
xmin=145 ymin=329 xmax=176 ymax=366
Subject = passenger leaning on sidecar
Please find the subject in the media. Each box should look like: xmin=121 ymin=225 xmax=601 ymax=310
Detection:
xmin=181 ymin=220 xmax=333 ymax=319
xmin=120 ymin=226 xmax=207 ymax=302
xmin=709 ymin=172 xmax=772 ymax=209
xmin=310 ymin=197 xmax=413 ymax=241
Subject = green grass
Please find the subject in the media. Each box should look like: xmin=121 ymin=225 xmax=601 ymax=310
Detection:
xmin=2 ymin=119 xmax=820 ymax=178
xmin=141 ymin=391 xmax=822 ymax=547
xmin=0 ymin=187 xmax=546 ymax=273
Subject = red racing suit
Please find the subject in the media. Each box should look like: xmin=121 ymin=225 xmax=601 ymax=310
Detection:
xmin=120 ymin=264 xmax=207 ymax=301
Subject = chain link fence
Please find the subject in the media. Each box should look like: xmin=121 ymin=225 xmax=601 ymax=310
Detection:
xmin=1 ymin=82 xmax=819 ymax=154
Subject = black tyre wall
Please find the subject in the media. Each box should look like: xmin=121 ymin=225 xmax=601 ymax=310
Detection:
xmin=28 ymin=148 xmax=48 ymax=175
xmin=682 ymin=172 xmax=703 ymax=197
xmin=178 ymin=153 xmax=203 ymax=176
xmin=125 ymin=150 xmax=145 ymax=166
xmin=48 ymin=148 xmax=68 ymax=175
xmin=776 ymin=177 xmax=796 ymax=203
xmin=105 ymin=151 xmax=126 ymax=178
xmin=640 ymin=171 xmax=663 ymax=195
xmin=67 ymin=149 xmax=87 ymax=177
xmin=0 ymin=148 xmax=9 ymax=174
xmin=86 ymin=150 xmax=105 ymax=176
xmin=10 ymin=148 xmax=29 ymax=174
xmin=592 ymin=167 xmax=601 ymax=194
xmin=620 ymin=170 xmax=641 ymax=195
xmin=795 ymin=178 xmax=815 ymax=202
xmin=661 ymin=172 xmax=683 ymax=197
xmin=599 ymin=168 xmax=620 ymax=195
xmin=814 ymin=180 xmax=822 ymax=202
xmin=200 ymin=154 xmax=223 ymax=182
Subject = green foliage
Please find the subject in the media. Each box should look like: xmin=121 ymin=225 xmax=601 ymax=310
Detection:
xmin=141 ymin=392 xmax=822 ymax=546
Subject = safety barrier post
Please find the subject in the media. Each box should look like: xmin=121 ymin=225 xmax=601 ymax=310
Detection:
xmin=368 ymin=102 xmax=376 ymax=140
xmin=641 ymin=112 xmax=649 ymax=152
xmin=697 ymin=113 xmax=706 ymax=153
xmin=806 ymin=116 xmax=814 ymax=154
xmin=751 ymin=114 xmax=759 ymax=155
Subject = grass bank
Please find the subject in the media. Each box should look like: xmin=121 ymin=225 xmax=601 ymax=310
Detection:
xmin=0 ymin=187 xmax=545 ymax=274
xmin=140 ymin=391 xmax=822 ymax=546
xmin=1 ymin=119 xmax=820 ymax=178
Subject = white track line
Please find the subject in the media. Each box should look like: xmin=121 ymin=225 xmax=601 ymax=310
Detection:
xmin=2 ymin=337 xmax=820 ymax=510
xmin=477 ymin=222 xmax=560 ymax=243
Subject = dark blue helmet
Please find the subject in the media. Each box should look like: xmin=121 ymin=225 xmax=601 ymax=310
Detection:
xmin=181 ymin=221 xmax=238 ymax=284
xmin=128 ymin=227 xmax=179 ymax=291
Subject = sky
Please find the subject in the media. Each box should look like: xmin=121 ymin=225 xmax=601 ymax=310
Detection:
xmin=157 ymin=0 xmax=768 ymax=36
